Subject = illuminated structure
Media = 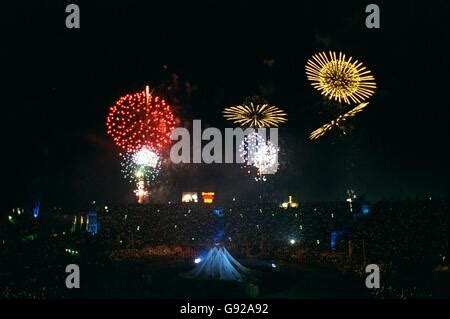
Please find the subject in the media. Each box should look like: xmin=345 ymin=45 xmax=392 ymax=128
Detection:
xmin=71 ymin=214 xmax=89 ymax=233
xmin=201 ymin=192 xmax=215 ymax=204
xmin=223 ymin=96 xmax=287 ymax=128
xmin=186 ymin=208 xmax=250 ymax=281
xmin=187 ymin=246 xmax=250 ymax=281
xmin=86 ymin=212 xmax=99 ymax=235
xmin=281 ymin=195 xmax=298 ymax=209
xmin=306 ymin=51 xmax=376 ymax=105
xmin=182 ymin=192 xmax=199 ymax=203
xmin=309 ymin=102 xmax=369 ymax=140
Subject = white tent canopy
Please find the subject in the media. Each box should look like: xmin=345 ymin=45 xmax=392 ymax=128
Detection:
xmin=186 ymin=247 xmax=250 ymax=281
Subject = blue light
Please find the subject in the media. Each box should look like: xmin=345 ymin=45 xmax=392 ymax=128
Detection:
xmin=362 ymin=204 xmax=370 ymax=215
xmin=86 ymin=212 xmax=99 ymax=235
xmin=213 ymin=208 xmax=224 ymax=217
xmin=33 ymin=201 xmax=40 ymax=219
xmin=187 ymin=247 xmax=249 ymax=281
xmin=330 ymin=231 xmax=337 ymax=251
xmin=212 ymin=208 xmax=224 ymax=243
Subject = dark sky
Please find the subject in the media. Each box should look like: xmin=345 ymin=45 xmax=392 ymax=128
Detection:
xmin=1 ymin=0 xmax=448 ymax=208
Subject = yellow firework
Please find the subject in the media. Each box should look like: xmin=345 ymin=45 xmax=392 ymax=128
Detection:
xmin=306 ymin=51 xmax=376 ymax=105
xmin=309 ymin=102 xmax=369 ymax=140
xmin=223 ymin=98 xmax=287 ymax=127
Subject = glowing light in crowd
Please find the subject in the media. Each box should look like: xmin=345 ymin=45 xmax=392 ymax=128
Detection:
xmin=362 ymin=204 xmax=370 ymax=215
xmin=281 ymin=195 xmax=299 ymax=209
xmin=33 ymin=201 xmax=40 ymax=219
xmin=106 ymin=86 xmax=177 ymax=153
xmin=201 ymin=192 xmax=215 ymax=204
xmin=346 ymin=189 xmax=357 ymax=213
xmin=289 ymin=239 xmax=296 ymax=245
xmin=306 ymin=51 xmax=376 ymax=104
xmin=135 ymin=181 xmax=148 ymax=204
xmin=194 ymin=258 xmax=202 ymax=264
xmin=65 ymin=248 xmax=79 ymax=256
xmin=223 ymin=96 xmax=287 ymax=128
xmin=182 ymin=192 xmax=199 ymax=203
xmin=71 ymin=216 xmax=77 ymax=233
xmin=309 ymin=102 xmax=369 ymax=140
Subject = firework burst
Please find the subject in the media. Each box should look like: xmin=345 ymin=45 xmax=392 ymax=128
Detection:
xmin=223 ymin=97 xmax=287 ymax=128
xmin=239 ymin=132 xmax=279 ymax=181
xmin=106 ymin=86 xmax=177 ymax=153
xmin=120 ymin=147 xmax=161 ymax=185
xmin=306 ymin=51 xmax=376 ymax=105
xmin=253 ymin=141 xmax=279 ymax=178
xmin=309 ymin=102 xmax=369 ymax=140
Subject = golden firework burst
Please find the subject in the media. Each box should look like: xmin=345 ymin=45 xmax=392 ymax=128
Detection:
xmin=309 ymin=102 xmax=369 ymax=140
xmin=223 ymin=97 xmax=287 ymax=128
xmin=306 ymin=51 xmax=376 ymax=105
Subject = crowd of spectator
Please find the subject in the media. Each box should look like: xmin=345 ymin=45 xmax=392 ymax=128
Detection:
xmin=96 ymin=201 xmax=354 ymax=256
xmin=1 ymin=198 xmax=447 ymax=298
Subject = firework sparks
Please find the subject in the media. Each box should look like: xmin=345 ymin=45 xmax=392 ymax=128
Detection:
xmin=309 ymin=102 xmax=369 ymax=140
xmin=120 ymin=147 xmax=161 ymax=185
xmin=253 ymin=141 xmax=279 ymax=177
xmin=239 ymin=132 xmax=279 ymax=181
xmin=106 ymin=86 xmax=177 ymax=153
xmin=223 ymin=97 xmax=287 ymax=128
xmin=132 ymin=147 xmax=159 ymax=168
xmin=306 ymin=51 xmax=376 ymax=105
xmin=135 ymin=181 xmax=148 ymax=204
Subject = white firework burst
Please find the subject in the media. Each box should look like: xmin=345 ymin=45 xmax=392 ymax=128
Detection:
xmin=239 ymin=132 xmax=279 ymax=181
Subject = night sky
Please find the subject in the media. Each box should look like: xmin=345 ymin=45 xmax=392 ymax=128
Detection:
xmin=1 ymin=0 xmax=448 ymax=209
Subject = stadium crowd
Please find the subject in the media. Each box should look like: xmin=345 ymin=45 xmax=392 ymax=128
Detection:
xmin=1 ymin=198 xmax=447 ymax=298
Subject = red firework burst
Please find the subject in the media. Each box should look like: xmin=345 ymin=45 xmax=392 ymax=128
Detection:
xmin=106 ymin=86 xmax=177 ymax=153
